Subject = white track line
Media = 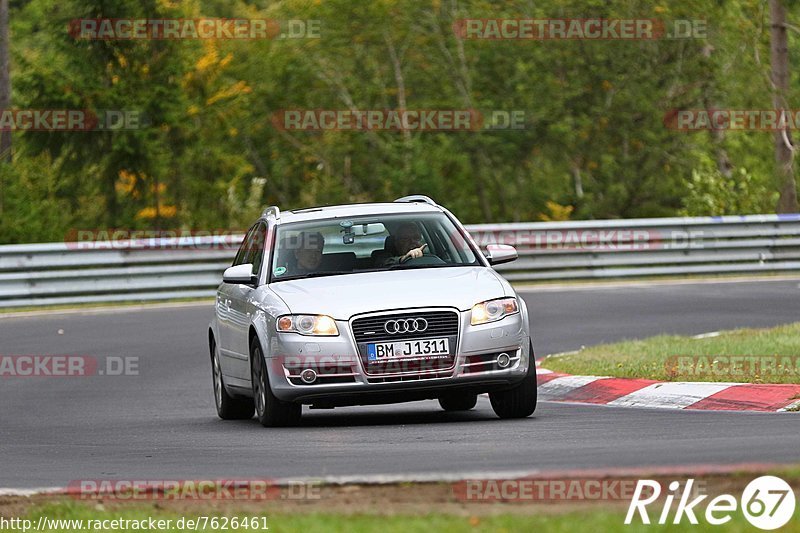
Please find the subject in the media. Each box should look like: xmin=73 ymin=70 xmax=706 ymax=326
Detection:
xmin=778 ymin=399 xmax=800 ymax=413
xmin=0 ymin=300 xmax=213 ymax=319
xmin=0 ymin=471 xmax=546 ymax=496
xmin=608 ymin=382 xmax=736 ymax=410
xmin=537 ymin=375 xmax=602 ymax=398
xmin=0 ymin=487 xmax=64 ymax=497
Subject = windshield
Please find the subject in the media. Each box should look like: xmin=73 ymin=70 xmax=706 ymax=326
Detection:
xmin=269 ymin=212 xmax=480 ymax=282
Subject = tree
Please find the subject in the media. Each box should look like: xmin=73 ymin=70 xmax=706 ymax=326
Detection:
xmin=0 ymin=0 xmax=9 ymax=163
xmin=771 ymin=0 xmax=798 ymax=212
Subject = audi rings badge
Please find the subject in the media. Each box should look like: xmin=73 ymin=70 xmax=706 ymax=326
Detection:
xmin=384 ymin=318 xmax=429 ymax=335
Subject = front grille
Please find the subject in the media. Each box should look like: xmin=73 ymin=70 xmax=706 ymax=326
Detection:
xmin=367 ymin=370 xmax=452 ymax=384
xmin=351 ymin=310 xmax=460 ymax=375
xmin=352 ymin=311 xmax=459 ymax=343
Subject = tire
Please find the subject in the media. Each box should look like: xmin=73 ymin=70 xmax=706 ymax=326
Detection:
xmin=251 ymin=341 xmax=302 ymax=427
xmin=489 ymin=344 xmax=538 ymax=419
xmin=438 ymin=393 xmax=478 ymax=411
xmin=211 ymin=339 xmax=254 ymax=420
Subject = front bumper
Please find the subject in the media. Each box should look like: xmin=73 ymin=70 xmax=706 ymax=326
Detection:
xmin=265 ymin=308 xmax=531 ymax=405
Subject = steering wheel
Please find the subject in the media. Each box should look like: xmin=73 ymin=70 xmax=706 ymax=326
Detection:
xmin=400 ymin=254 xmax=446 ymax=266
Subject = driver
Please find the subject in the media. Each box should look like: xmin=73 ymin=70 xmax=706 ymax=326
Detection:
xmin=381 ymin=222 xmax=428 ymax=266
xmin=292 ymin=231 xmax=325 ymax=274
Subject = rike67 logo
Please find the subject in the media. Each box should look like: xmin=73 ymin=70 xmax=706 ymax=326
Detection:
xmin=626 ymin=476 xmax=796 ymax=530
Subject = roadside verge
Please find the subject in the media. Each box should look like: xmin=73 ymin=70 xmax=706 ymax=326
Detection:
xmin=536 ymin=367 xmax=800 ymax=412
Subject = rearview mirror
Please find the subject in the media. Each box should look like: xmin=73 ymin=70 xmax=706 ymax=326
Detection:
xmin=484 ymin=244 xmax=518 ymax=265
xmin=223 ymin=263 xmax=256 ymax=285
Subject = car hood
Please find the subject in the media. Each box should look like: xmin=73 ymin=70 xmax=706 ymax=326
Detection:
xmin=269 ymin=266 xmax=507 ymax=319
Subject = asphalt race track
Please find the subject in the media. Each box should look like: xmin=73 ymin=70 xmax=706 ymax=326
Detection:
xmin=2 ymin=278 xmax=799 ymax=489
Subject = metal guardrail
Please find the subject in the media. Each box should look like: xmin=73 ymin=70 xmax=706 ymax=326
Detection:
xmin=1 ymin=214 xmax=799 ymax=308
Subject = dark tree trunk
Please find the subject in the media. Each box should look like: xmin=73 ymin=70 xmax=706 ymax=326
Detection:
xmin=771 ymin=0 xmax=798 ymax=213
xmin=0 ymin=0 xmax=9 ymax=162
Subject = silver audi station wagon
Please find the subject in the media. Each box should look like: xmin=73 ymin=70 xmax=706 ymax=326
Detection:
xmin=208 ymin=195 xmax=536 ymax=426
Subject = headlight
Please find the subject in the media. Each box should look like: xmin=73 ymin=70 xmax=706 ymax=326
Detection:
xmin=470 ymin=297 xmax=519 ymax=325
xmin=276 ymin=314 xmax=339 ymax=336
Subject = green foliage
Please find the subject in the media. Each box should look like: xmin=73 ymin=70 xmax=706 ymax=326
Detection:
xmin=681 ymin=155 xmax=778 ymax=216
xmin=1 ymin=0 xmax=797 ymax=243
xmin=0 ymin=153 xmax=75 ymax=242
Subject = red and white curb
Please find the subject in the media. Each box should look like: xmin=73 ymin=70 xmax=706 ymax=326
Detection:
xmin=535 ymin=367 xmax=800 ymax=412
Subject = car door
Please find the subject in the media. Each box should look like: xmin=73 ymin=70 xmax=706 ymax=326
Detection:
xmin=226 ymin=222 xmax=267 ymax=382
xmin=216 ymin=225 xmax=257 ymax=377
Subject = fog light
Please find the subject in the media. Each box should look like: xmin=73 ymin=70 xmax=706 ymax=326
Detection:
xmin=496 ymin=353 xmax=511 ymax=368
xmin=300 ymin=368 xmax=317 ymax=384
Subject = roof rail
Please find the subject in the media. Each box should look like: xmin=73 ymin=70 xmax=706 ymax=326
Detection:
xmin=261 ymin=206 xmax=281 ymax=220
xmin=394 ymin=195 xmax=438 ymax=207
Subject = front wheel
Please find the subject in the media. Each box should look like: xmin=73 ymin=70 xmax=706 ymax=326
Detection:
xmin=251 ymin=342 xmax=302 ymax=427
xmin=489 ymin=346 xmax=537 ymax=419
xmin=211 ymin=339 xmax=254 ymax=420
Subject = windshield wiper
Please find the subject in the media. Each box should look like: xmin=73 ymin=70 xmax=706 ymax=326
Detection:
xmin=386 ymin=263 xmax=450 ymax=270
xmin=275 ymin=270 xmax=354 ymax=282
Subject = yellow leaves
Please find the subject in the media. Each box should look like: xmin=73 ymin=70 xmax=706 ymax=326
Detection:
xmin=116 ymin=170 xmax=137 ymax=197
xmin=187 ymin=105 xmax=200 ymax=116
xmin=194 ymin=41 xmax=233 ymax=73
xmin=157 ymin=0 xmax=182 ymax=10
xmin=118 ymin=172 xmax=175 ymax=220
xmin=602 ymin=80 xmax=613 ymax=91
xmin=136 ymin=205 xmax=178 ymax=219
xmin=206 ymin=80 xmax=252 ymax=106
xmin=538 ymin=201 xmax=574 ymax=222
xmin=229 ymin=127 xmax=238 ymax=137
xmin=196 ymin=43 xmax=219 ymax=72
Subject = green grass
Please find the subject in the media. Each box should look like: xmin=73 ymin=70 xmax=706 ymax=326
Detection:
xmin=4 ymin=501 xmax=799 ymax=533
xmin=543 ymin=322 xmax=800 ymax=384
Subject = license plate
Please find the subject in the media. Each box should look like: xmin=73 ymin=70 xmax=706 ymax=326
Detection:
xmin=367 ymin=338 xmax=450 ymax=361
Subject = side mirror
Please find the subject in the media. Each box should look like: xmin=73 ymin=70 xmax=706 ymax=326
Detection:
xmin=484 ymin=244 xmax=518 ymax=265
xmin=223 ymin=263 xmax=256 ymax=285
